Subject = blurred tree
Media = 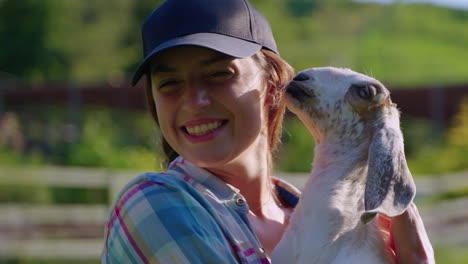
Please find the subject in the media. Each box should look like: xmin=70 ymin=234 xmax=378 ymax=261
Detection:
xmin=46 ymin=0 xmax=136 ymax=84
xmin=0 ymin=0 xmax=68 ymax=83
xmin=286 ymin=0 xmax=319 ymax=17
xmin=1 ymin=0 xmax=468 ymax=86
xmin=67 ymin=109 xmax=159 ymax=170
xmin=123 ymin=0 xmax=164 ymax=75
xmin=276 ymin=117 xmax=315 ymax=172
xmin=407 ymin=97 xmax=468 ymax=175
xmin=448 ymin=97 xmax=468 ymax=146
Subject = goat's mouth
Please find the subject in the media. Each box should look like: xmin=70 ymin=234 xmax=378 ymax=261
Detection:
xmin=286 ymin=81 xmax=316 ymax=102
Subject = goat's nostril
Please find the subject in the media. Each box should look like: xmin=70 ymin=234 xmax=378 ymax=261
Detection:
xmin=293 ymin=72 xmax=310 ymax=82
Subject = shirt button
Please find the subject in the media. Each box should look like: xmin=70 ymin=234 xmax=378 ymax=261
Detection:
xmin=235 ymin=197 xmax=246 ymax=206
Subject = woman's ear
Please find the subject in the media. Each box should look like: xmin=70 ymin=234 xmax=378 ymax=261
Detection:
xmin=264 ymin=82 xmax=278 ymax=107
xmin=145 ymin=74 xmax=159 ymax=125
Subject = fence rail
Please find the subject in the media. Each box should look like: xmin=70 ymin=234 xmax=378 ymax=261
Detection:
xmin=0 ymin=166 xmax=139 ymax=202
xmin=1 ymin=167 xmax=467 ymax=260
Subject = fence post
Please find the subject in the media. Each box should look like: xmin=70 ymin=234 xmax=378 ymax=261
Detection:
xmin=108 ymin=173 xmax=133 ymax=204
xmin=429 ymin=87 xmax=445 ymax=139
xmin=65 ymin=84 xmax=81 ymax=144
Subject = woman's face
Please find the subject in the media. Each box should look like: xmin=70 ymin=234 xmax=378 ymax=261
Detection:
xmin=150 ymin=46 xmax=268 ymax=168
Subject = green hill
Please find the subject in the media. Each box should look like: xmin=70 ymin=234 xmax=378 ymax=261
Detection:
xmin=257 ymin=0 xmax=468 ymax=87
xmin=1 ymin=0 xmax=467 ymax=87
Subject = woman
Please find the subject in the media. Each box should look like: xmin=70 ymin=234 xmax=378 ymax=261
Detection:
xmin=102 ymin=0 xmax=434 ymax=263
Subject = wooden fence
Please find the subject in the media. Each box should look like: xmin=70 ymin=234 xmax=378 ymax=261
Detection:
xmin=0 ymin=167 xmax=137 ymax=260
xmin=1 ymin=167 xmax=467 ymax=260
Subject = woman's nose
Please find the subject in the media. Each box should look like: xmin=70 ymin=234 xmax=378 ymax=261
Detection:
xmin=183 ymin=81 xmax=211 ymax=111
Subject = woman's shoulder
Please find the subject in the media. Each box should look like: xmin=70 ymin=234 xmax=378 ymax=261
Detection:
xmin=124 ymin=171 xmax=190 ymax=190
xmin=107 ymin=172 xmax=195 ymax=212
xmin=102 ymin=173 xmax=241 ymax=263
xmin=102 ymin=172 xmax=237 ymax=263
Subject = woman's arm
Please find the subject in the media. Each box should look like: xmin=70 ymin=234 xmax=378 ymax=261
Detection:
xmin=102 ymin=180 xmax=238 ymax=264
xmin=378 ymin=203 xmax=435 ymax=264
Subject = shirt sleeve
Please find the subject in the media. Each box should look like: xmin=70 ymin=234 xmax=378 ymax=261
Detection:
xmin=101 ymin=179 xmax=239 ymax=264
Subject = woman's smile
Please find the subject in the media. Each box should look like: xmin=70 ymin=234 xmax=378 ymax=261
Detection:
xmin=181 ymin=118 xmax=228 ymax=143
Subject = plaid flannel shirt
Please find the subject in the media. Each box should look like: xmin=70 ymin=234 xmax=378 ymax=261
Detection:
xmin=101 ymin=156 xmax=300 ymax=264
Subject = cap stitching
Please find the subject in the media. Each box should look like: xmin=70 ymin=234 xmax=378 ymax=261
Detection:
xmin=241 ymin=0 xmax=255 ymax=42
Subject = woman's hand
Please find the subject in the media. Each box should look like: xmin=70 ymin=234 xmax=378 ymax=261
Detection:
xmin=378 ymin=203 xmax=435 ymax=264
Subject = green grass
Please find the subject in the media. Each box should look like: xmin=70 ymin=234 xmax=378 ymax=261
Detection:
xmin=435 ymin=246 xmax=468 ymax=264
xmin=432 ymin=187 xmax=468 ymax=202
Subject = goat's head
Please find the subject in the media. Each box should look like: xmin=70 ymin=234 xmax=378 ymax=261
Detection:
xmin=286 ymin=67 xmax=392 ymax=143
xmin=286 ymin=67 xmax=416 ymax=223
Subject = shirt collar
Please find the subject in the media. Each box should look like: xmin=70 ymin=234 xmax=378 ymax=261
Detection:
xmin=168 ymin=156 xmax=301 ymax=206
xmin=168 ymin=156 xmax=238 ymax=199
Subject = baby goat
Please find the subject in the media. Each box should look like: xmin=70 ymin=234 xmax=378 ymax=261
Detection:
xmin=272 ymin=67 xmax=416 ymax=264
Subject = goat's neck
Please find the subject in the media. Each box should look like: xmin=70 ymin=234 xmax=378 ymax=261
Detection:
xmin=297 ymin=141 xmax=370 ymax=247
xmin=306 ymin=142 xmax=368 ymax=211
xmin=312 ymin=141 xmax=368 ymax=175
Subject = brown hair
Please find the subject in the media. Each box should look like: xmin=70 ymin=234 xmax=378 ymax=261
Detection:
xmin=145 ymin=49 xmax=295 ymax=168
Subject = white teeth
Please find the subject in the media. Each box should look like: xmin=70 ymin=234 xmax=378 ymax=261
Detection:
xmin=186 ymin=121 xmax=222 ymax=136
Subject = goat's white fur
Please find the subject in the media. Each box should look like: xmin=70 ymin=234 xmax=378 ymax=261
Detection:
xmin=272 ymin=67 xmax=416 ymax=264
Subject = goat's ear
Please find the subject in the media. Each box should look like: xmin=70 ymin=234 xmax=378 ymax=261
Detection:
xmin=360 ymin=120 xmax=416 ymax=224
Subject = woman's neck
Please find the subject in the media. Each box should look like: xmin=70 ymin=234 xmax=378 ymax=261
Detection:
xmin=205 ymin=135 xmax=278 ymax=217
xmin=205 ymin=136 xmax=291 ymax=256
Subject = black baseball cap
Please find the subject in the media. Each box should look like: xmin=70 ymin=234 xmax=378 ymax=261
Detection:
xmin=131 ymin=0 xmax=279 ymax=85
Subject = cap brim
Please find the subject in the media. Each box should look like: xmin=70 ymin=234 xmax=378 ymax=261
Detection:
xmin=131 ymin=33 xmax=262 ymax=86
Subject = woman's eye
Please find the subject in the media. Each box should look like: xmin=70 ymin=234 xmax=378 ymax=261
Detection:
xmin=212 ymin=71 xmax=231 ymax=76
xmin=158 ymin=79 xmax=180 ymax=90
xmin=209 ymin=71 xmax=234 ymax=80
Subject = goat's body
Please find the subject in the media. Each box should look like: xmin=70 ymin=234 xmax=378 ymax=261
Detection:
xmin=273 ymin=143 xmax=391 ymax=264
xmin=272 ymin=67 xmax=416 ymax=263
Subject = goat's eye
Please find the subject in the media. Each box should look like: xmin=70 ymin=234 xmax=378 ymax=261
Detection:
xmin=355 ymin=85 xmax=374 ymax=100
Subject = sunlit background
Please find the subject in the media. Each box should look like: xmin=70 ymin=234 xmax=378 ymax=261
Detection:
xmin=1 ymin=0 xmax=468 ymax=263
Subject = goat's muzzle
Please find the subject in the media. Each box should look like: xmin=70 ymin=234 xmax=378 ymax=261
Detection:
xmin=286 ymin=81 xmax=316 ymax=101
